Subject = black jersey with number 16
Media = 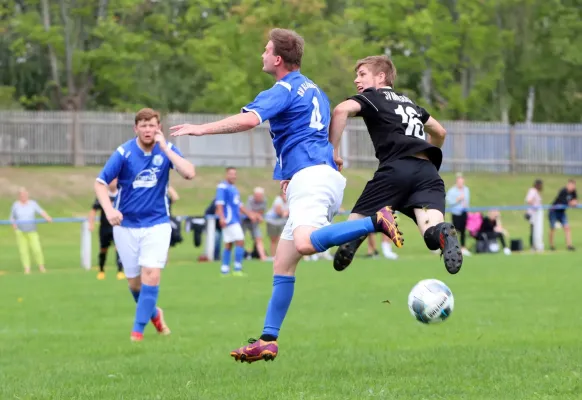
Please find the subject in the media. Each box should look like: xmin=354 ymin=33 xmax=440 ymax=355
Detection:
xmin=349 ymin=87 xmax=443 ymax=170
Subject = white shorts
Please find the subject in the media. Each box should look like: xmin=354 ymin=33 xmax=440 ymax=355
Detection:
xmin=222 ymin=223 xmax=244 ymax=243
xmin=113 ymin=223 xmax=172 ymax=279
xmin=281 ymin=164 xmax=346 ymax=241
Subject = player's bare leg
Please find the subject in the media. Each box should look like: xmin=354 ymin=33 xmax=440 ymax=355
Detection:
xmin=414 ymin=208 xmax=463 ymax=274
xmin=127 ymin=269 xmax=170 ymax=342
xmin=230 ymin=238 xmax=302 ymax=363
xmin=333 ymin=208 xmax=403 ymax=272
xmin=564 ymin=225 xmax=575 ymax=250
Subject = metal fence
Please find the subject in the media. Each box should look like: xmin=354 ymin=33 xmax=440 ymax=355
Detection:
xmin=1 ymin=111 xmax=581 ymax=174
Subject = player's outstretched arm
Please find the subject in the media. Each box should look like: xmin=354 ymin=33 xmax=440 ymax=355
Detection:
xmin=170 ymin=113 xmax=260 ymax=137
xmin=423 ymin=117 xmax=447 ymax=148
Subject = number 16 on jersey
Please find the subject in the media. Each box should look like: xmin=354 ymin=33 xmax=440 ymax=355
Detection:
xmin=395 ymin=105 xmax=426 ymax=140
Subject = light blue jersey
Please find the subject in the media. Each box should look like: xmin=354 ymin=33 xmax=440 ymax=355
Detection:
xmin=242 ymin=71 xmax=337 ymax=180
xmin=215 ymin=181 xmax=241 ymax=226
xmin=97 ymin=138 xmax=183 ymax=228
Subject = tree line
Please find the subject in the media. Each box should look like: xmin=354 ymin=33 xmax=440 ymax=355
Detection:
xmin=0 ymin=0 xmax=580 ymax=123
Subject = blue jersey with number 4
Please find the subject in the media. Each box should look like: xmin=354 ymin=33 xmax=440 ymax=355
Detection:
xmin=97 ymin=138 xmax=183 ymax=228
xmin=242 ymin=70 xmax=337 ymax=180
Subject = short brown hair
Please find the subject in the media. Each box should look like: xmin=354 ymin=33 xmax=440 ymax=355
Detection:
xmin=355 ymin=56 xmax=397 ymax=87
xmin=134 ymin=108 xmax=160 ymax=125
xmin=269 ymin=28 xmax=304 ymax=69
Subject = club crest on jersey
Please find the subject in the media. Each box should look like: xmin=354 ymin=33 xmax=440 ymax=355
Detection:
xmin=133 ymin=168 xmax=159 ymax=189
xmin=152 ymin=154 xmax=164 ymax=167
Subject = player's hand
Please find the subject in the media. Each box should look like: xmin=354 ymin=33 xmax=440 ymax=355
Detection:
xmin=88 ymin=223 xmax=94 ymax=232
xmin=169 ymin=124 xmax=205 ymax=137
xmin=280 ymin=180 xmax=290 ymax=196
xmin=335 ymin=155 xmax=344 ymax=172
xmin=154 ymin=130 xmax=168 ymax=150
xmin=105 ymin=209 xmax=123 ymax=226
xmin=219 ymin=218 xmax=227 ymax=228
xmin=46 ymin=216 xmax=53 ymax=223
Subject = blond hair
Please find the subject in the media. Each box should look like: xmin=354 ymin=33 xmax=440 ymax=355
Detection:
xmin=355 ymin=55 xmax=397 ymax=87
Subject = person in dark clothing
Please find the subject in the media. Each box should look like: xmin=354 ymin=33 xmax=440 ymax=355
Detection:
xmin=478 ymin=210 xmax=511 ymax=255
xmin=548 ymin=179 xmax=577 ymax=251
xmin=205 ymin=199 xmax=222 ymax=261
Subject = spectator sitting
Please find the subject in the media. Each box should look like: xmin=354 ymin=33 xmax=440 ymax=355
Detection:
xmin=477 ymin=210 xmax=511 ymax=255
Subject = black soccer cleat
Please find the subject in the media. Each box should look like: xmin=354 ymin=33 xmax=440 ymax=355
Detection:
xmin=438 ymin=223 xmax=463 ymax=274
xmin=333 ymin=235 xmax=367 ymax=272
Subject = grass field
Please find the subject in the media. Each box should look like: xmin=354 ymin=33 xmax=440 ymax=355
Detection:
xmin=1 ymin=167 xmax=581 ymax=399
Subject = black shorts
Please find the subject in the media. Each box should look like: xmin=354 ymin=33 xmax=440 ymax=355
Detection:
xmin=99 ymin=227 xmax=114 ymax=249
xmin=351 ymin=157 xmax=445 ymax=223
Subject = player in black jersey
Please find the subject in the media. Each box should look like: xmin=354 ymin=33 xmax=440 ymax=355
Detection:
xmin=88 ymin=179 xmax=124 ymax=280
xmin=329 ymin=55 xmax=463 ymax=274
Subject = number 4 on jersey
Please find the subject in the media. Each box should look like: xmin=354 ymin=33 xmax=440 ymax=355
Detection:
xmin=310 ymin=97 xmax=325 ymax=130
xmin=395 ymin=105 xmax=426 ymax=140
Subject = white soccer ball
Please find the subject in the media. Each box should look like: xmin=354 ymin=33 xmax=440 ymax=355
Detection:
xmin=408 ymin=279 xmax=454 ymax=324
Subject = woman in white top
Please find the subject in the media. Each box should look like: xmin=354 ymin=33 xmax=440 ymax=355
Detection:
xmin=525 ymin=179 xmax=543 ymax=251
xmin=10 ymin=187 xmax=52 ymax=274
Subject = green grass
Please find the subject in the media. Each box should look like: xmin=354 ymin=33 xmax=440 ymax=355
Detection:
xmin=0 ymin=167 xmax=581 ymax=399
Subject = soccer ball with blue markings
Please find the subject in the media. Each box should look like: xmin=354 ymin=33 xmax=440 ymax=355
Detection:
xmin=408 ymin=279 xmax=454 ymax=324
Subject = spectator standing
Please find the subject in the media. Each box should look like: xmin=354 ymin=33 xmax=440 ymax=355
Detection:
xmin=525 ymin=179 xmax=543 ymax=251
xmin=9 ymin=187 xmax=52 ymax=274
xmin=264 ymin=190 xmax=289 ymax=258
xmin=446 ymin=173 xmax=471 ymax=256
xmin=242 ymin=187 xmax=268 ymax=260
xmin=548 ymin=179 xmax=577 ymax=251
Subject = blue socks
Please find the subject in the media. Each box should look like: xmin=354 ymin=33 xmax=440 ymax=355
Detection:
xmin=234 ymin=246 xmax=244 ymax=271
xmin=221 ymin=246 xmax=244 ymax=273
xmin=310 ymin=217 xmax=376 ymax=252
xmin=262 ymin=275 xmax=296 ymax=338
xmin=221 ymin=248 xmax=232 ymax=274
xmin=130 ymin=286 xmax=159 ymax=331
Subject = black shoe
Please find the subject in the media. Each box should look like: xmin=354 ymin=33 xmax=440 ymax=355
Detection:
xmin=567 ymin=246 xmax=575 ymax=251
xmin=438 ymin=223 xmax=463 ymax=274
xmin=333 ymin=236 xmax=367 ymax=272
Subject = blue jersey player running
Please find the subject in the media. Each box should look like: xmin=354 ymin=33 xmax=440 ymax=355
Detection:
xmin=215 ymin=166 xmax=257 ymax=276
xmin=95 ymin=108 xmax=196 ymax=342
xmin=170 ymin=29 xmax=401 ymax=362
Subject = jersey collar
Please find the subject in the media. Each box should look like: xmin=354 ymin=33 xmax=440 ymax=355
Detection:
xmin=134 ymin=137 xmax=155 ymax=156
xmin=280 ymin=70 xmax=300 ymax=82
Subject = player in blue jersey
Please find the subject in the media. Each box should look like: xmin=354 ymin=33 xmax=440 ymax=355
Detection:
xmin=95 ymin=108 xmax=196 ymax=342
xmin=216 ymin=166 xmax=257 ymax=276
xmin=170 ymin=29 xmax=401 ymax=362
